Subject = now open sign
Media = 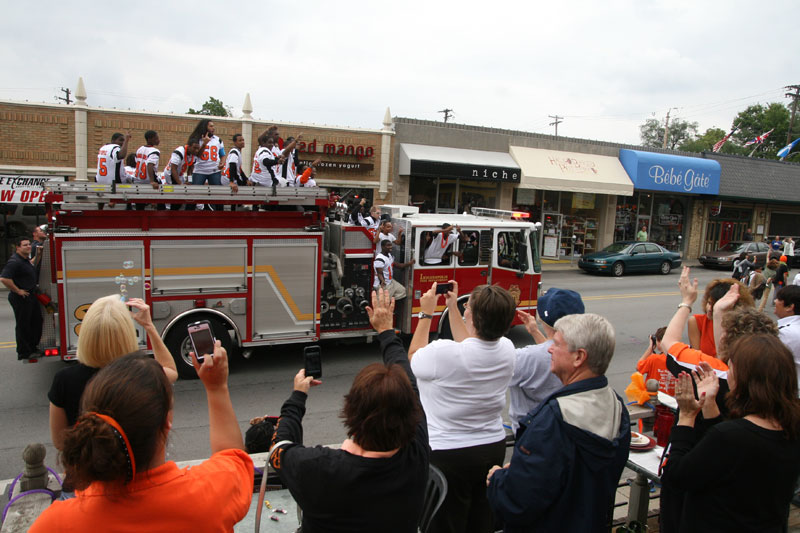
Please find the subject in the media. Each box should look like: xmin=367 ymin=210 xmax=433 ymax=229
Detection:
xmin=0 ymin=175 xmax=59 ymax=203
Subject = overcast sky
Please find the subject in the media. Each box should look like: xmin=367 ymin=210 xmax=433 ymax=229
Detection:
xmin=2 ymin=0 xmax=797 ymax=145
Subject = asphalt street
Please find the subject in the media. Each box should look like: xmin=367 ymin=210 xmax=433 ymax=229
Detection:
xmin=0 ymin=263 xmax=768 ymax=480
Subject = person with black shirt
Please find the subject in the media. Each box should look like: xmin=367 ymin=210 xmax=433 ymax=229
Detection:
xmin=661 ymin=334 xmax=800 ymax=532
xmin=269 ymin=288 xmax=430 ymax=532
xmin=30 ymin=224 xmax=47 ymax=279
xmin=0 ymin=236 xmax=42 ymax=360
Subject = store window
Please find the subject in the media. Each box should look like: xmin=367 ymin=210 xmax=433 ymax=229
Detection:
xmin=409 ymin=178 xmax=498 ymax=213
xmin=617 ymin=193 xmax=687 ymax=251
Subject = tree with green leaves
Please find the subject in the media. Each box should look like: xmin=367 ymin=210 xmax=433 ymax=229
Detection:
xmin=639 ymin=117 xmax=699 ymax=150
xmin=188 ymin=96 xmax=232 ymax=117
xmin=731 ymin=102 xmax=790 ymax=159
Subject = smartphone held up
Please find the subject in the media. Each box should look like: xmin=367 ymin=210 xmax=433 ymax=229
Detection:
xmin=436 ymin=282 xmax=453 ymax=295
xmin=188 ymin=320 xmax=216 ymax=364
xmin=304 ymin=345 xmax=322 ymax=379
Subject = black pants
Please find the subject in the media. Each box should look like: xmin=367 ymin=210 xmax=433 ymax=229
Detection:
xmin=429 ymin=438 xmax=506 ymax=533
xmin=8 ymin=292 xmax=42 ymax=359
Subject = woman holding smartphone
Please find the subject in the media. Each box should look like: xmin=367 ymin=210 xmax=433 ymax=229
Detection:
xmin=31 ymin=345 xmax=253 ymax=532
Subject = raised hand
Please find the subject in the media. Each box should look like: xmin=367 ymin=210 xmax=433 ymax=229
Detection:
xmin=366 ymin=287 xmax=395 ymax=333
xmin=678 ymin=266 xmax=699 ymax=305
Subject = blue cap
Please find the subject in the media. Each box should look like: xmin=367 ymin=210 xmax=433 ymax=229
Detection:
xmin=537 ymin=288 xmax=585 ymax=327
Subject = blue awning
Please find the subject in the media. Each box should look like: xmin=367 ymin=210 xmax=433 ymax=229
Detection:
xmin=619 ymin=149 xmax=720 ymax=195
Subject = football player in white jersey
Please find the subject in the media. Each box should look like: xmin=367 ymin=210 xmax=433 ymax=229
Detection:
xmin=224 ymin=134 xmax=249 ymax=191
xmin=130 ymin=130 xmax=160 ymax=210
xmin=95 ymin=132 xmax=131 ymax=184
xmin=123 ymin=154 xmax=137 ymax=183
xmin=190 ymin=119 xmax=226 ymax=186
xmin=250 ymin=132 xmax=283 ymax=187
xmin=161 ymin=137 xmax=205 ymax=185
xmin=282 ymin=136 xmax=301 ymax=186
xmin=134 ymin=131 xmax=161 ymax=188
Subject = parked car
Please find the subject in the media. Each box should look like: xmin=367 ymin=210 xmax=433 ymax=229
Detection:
xmin=578 ymin=241 xmax=682 ymax=277
xmin=698 ymin=241 xmax=770 ymax=270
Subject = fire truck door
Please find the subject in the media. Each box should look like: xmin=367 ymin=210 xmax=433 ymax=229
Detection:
xmin=453 ymin=228 xmax=488 ymax=293
xmin=61 ymin=241 xmax=146 ymax=352
xmin=252 ymin=237 xmax=320 ymax=340
xmin=411 ymin=228 xmax=456 ymax=322
xmin=491 ymin=229 xmax=535 ymax=310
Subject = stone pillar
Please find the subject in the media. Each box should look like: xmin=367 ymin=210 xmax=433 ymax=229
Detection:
xmin=19 ymin=443 xmax=48 ymax=491
xmin=74 ymin=77 xmax=88 ymax=182
xmin=378 ymin=107 xmax=393 ymax=201
xmin=241 ymin=93 xmax=254 ymax=168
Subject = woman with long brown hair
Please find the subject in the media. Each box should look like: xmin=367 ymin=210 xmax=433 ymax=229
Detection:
xmin=661 ymin=334 xmax=800 ymax=531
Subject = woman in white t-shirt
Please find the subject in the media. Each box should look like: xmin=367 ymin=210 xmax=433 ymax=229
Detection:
xmin=409 ymin=282 xmax=517 ymax=533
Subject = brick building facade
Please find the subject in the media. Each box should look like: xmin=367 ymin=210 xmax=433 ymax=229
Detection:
xmin=0 ymin=91 xmax=395 ymax=202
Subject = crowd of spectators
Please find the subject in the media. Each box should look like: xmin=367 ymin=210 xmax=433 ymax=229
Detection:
xmin=25 ymin=257 xmax=800 ymax=531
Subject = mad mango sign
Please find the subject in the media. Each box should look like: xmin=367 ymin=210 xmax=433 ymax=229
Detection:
xmin=0 ymin=175 xmax=59 ymax=203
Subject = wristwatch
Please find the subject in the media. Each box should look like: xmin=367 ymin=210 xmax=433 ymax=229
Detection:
xmin=418 ymin=312 xmax=433 ymax=320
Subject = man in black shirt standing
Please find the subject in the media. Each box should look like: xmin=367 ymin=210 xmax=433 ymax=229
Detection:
xmin=0 ymin=236 xmax=42 ymax=360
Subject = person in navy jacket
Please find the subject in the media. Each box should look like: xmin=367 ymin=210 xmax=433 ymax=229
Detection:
xmin=486 ymin=313 xmax=630 ymax=532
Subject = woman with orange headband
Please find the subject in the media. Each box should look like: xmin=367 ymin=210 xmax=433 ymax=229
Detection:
xmin=30 ymin=346 xmax=253 ymax=532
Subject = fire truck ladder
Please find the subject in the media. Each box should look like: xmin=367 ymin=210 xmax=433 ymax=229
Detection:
xmin=45 ymin=182 xmax=329 ymax=207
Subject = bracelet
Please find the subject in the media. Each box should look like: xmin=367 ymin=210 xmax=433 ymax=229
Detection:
xmin=677 ymin=303 xmax=692 ymax=312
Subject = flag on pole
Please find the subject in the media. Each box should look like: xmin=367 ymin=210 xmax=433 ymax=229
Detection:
xmin=712 ymin=125 xmax=738 ymax=152
xmin=743 ymin=128 xmax=774 ymax=147
xmin=777 ymin=137 xmax=800 ymax=160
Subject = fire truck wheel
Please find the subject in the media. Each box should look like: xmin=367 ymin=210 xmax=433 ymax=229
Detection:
xmin=165 ymin=316 xmax=236 ymax=380
xmin=437 ymin=296 xmax=469 ymax=340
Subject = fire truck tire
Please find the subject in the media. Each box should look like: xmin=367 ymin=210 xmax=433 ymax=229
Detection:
xmin=437 ymin=296 xmax=469 ymax=340
xmin=165 ymin=316 xmax=236 ymax=380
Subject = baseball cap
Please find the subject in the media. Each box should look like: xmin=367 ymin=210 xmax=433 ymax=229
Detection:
xmin=537 ymin=288 xmax=585 ymax=327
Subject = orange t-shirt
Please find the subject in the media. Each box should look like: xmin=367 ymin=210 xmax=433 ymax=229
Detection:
xmin=636 ymin=353 xmax=678 ymax=396
xmin=667 ymin=342 xmax=729 ymax=372
xmin=693 ymin=314 xmax=717 ymax=356
xmin=30 ymin=449 xmax=254 ymax=533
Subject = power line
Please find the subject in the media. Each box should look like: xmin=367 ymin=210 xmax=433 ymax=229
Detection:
xmin=438 ymin=108 xmax=453 ymax=123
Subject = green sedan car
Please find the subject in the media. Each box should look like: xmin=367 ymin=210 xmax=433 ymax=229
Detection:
xmin=578 ymin=241 xmax=682 ymax=277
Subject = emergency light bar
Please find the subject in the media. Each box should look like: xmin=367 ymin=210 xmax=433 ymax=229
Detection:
xmin=471 ymin=207 xmax=531 ymax=220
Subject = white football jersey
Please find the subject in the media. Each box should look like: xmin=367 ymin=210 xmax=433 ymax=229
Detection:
xmin=250 ymin=147 xmax=277 ymax=186
xmin=134 ymin=146 xmax=160 ymax=184
xmin=96 ymin=143 xmax=123 ymax=184
xmin=160 ymin=146 xmax=194 ymax=185
xmin=194 ymin=135 xmax=224 ymax=174
xmin=222 ymin=147 xmax=242 ymax=186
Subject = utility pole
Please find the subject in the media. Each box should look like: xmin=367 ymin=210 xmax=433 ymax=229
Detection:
xmin=548 ymin=115 xmax=563 ymax=137
xmin=56 ymin=87 xmax=72 ymax=105
xmin=662 ymin=108 xmax=677 ymax=149
xmin=438 ymin=108 xmax=453 ymax=123
xmin=785 ymin=85 xmax=800 ymax=144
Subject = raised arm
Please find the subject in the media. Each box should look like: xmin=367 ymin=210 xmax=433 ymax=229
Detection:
xmin=118 ymin=132 xmax=132 ymax=160
xmin=409 ymin=283 xmax=440 ymax=359
xmin=126 ymin=298 xmax=178 ymax=383
xmin=662 ymin=266 xmax=698 ymax=353
xmin=712 ymin=284 xmax=739 ymax=359
xmin=445 ymin=280 xmax=469 ymax=342
xmin=192 ymin=341 xmax=244 ymax=453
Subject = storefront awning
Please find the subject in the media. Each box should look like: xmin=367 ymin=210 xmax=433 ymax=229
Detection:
xmin=509 ymin=146 xmax=634 ymax=196
xmin=619 ymin=149 xmax=720 ymax=195
xmin=399 ymin=143 xmax=520 ymax=183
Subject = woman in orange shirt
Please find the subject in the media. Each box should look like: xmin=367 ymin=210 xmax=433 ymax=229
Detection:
xmin=31 ymin=345 xmax=253 ymax=533
xmin=687 ymin=278 xmax=754 ymax=357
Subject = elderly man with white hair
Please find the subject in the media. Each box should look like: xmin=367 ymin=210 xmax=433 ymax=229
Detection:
xmin=486 ymin=313 xmax=630 ymax=532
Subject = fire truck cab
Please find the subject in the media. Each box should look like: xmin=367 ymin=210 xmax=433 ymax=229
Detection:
xmin=377 ymin=205 xmax=542 ymax=337
xmin=37 ymin=183 xmax=541 ymax=379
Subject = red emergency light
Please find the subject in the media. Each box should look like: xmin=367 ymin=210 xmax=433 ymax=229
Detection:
xmin=511 ymin=211 xmax=530 ymax=219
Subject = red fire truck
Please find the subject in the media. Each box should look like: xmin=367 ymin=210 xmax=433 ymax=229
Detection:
xmin=36 ymin=182 xmax=542 ymax=378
